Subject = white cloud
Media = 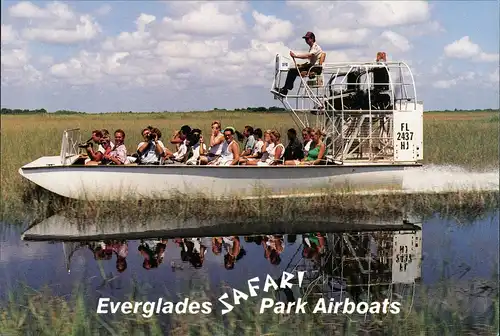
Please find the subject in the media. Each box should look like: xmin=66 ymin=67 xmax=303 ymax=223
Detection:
xmin=162 ymin=2 xmax=247 ymax=37
xmin=1 ymin=24 xmax=19 ymax=44
xmin=399 ymin=20 xmax=445 ymax=37
xmin=23 ymin=15 xmax=101 ymax=44
xmin=136 ymin=13 xmax=156 ymax=31
xmin=444 ymin=36 xmax=499 ymax=62
xmin=102 ymin=14 xmax=157 ymax=52
xmin=9 ymin=1 xmax=77 ymax=21
xmin=314 ymin=28 xmax=370 ymax=47
xmin=8 ymin=1 xmax=101 ymax=44
xmin=251 ymin=11 xmax=293 ymax=43
xmin=379 ymin=31 xmax=412 ymax=52
xmin=288 ymin=0 xmax=430 ymax=29
xmin=1 ymin=48 xmax=30 ymax=68
xmin=1 ymin=64 xmax=43 ymax=86
xmin=432 ymin=71 xmax=476 ymax=89
xmin=489 ymin=67 xmax=499 ymax=83
xmin=359 ymin=1 xmax=430 ymax=28
xmin=39 ymin=55 xmax=55 ymax=65
xmin=95 ymin=4 xmax=112 ymax=16
xmin=155 ymin=40 xmax=229 ymax=59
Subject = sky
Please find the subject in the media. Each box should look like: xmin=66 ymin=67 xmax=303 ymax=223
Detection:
xmin=1 ymin=0 xmax=499 ymax=112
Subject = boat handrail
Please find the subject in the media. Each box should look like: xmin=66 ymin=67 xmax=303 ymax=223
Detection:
xmin=60 ymin=128 xmax=82 ymax=165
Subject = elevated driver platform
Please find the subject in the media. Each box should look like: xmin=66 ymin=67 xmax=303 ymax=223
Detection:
xmin=271 ymin=52 xmax=423 ymax=165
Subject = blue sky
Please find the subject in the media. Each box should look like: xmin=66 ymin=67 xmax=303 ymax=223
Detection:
xmin=1 ymin=1 xmax=498 ymax=112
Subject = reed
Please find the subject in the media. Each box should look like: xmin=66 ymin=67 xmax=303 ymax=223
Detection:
xmin=1 ymin=277 xmax=497 ymax=335
xmin=1 ymin=111 xmax=498 ymax=221
xmin=14 ymin=185 xmax=500 ymax=228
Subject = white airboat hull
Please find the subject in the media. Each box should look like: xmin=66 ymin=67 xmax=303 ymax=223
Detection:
xmin=19 ymin=155 xmax=420 ymax=201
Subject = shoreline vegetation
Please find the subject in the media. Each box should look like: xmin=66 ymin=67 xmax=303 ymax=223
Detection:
xmin=1 ymin=277 xmax=498 ymax=335
xmin=1 ymin=110 xmax=499 ymax=222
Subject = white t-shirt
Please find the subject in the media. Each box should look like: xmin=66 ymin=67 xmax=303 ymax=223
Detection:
xmin=252 ymin=140 xmax=265 ymax=155
xmin=186 ymin=143 xmax=207 ymax=165
xmin=97 ymin=142 xmax=115 ymax=154
xmin=137 ymin=140 xmax=166 ymax=164
xmin=209 ymin=133 xmax=224 ymax=156
xmin=309 ymin=42 xmax=323 ymax=65
xmin=173 ymin=140 xmax=188 ymax=161
xmin=304 ymin=140 xmax=312 ymax=155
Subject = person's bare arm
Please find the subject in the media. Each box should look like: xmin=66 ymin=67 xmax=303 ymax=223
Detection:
xmin=210 ymin=134 xmax=224 ymax=147
xmin=199 ymin=136 xmax=205 ymax=155
xmin=137 ymin=142 xmax=149 ymax=154
xmin=230 ymin=143 xmax=240 ymax=165
xmin=87 ymin=146 xmax=103 ymax=161
xmin=272 ymin=146 xmax=283 ymax=165
xmin=170 ymin=131 xmax=183 ymax=145
xmin=154 ymin=138 xmax=164 ymax=156
xmin=290 ymin=50 xmax=314 ymax=60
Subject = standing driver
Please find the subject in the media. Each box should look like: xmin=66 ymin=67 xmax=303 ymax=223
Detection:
xmin=277 ymin=31 xmax=323 ymax=96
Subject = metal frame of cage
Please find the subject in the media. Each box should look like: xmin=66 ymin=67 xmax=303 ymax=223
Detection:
xmin=271 ymin=54 xmax=419 ymax=163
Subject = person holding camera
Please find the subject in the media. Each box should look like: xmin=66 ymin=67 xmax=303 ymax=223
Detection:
xmin=137 ymin=127 xmax=169 ymax=165
xmin=83 ymin=129 xmax=116 ymax=165
xmin=185 ymin=129 xmax=207 ymax=165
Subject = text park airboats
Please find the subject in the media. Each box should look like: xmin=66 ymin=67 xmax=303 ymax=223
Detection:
xmin=18 ymin=52 xmax=424 ymax=201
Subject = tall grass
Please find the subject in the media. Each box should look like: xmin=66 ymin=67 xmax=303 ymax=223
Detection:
xmin=1 ymin=111 xmax=499 ymax=221
xmin=1 ymin=277 xmax=498 ymax=335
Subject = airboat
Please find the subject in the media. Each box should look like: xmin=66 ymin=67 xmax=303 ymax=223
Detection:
xmin=18 ymin=52 xmax=424 ymax=201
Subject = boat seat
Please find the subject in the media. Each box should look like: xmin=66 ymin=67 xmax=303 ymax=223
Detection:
xmin=303 ymin=52 xmax=326 ymax=88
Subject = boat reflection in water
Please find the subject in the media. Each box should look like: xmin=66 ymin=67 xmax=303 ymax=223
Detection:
xmin=21 ymin=212 xmax=422 ymax=310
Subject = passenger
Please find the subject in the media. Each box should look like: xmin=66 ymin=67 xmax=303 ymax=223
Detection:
xmin=256 ymin=130 xmax=284 ymax=166
xmin=283 ymin=128 xmax=305 ymax=164
xmin=99 ymin=134 xmax=113 ymax=158
xmin=166 ymin=126 xmax=192 ymax=162
xmin=212 ymin=237 xmax=223 ymax=255
xmin=185 ymin=129 xmax=207 ymax=165
xmin=110 ymin=240 xmax=128 ymax=273
xmin=213 ymin=127 xmax=240 ymax=166
xmin=90 ymin=241 xmax=113 ymax=260
xmin=199 ymin=120 xmax=225 ymax=165
xmin=298 ymin=128 xmax=326 ymax=165
xmin=137 ymin=127 xmax=168 ymax=165
xmin=262 ymin=235 xmax=284 ymax=265
xmin=222 ymin=236 xmax=246 ymax=270
xmin=102 ymin=129 xmax=128 ymax=165
xmin=240 ymin=126 xmax=256 ymax=157
xmin=302 ymin=127 xmax=313 ymax=157
xmin=85 ymin=132 xmax=113 ymax=165
xmin=170 ymin=125 xmax=191 ymax=150
xmin=239 ymin=128 xmax=265 ymax=165
xmin=276 ymin=31 xmax=323 ymax=96
xmin=83 ymin=130 xmax=103 ymax=164
xmin=245 ymin=129 xmax=272 ymax=165
xmin=138 ymin=239 xmax=167 ymax=270
xmin=182 ymin=238 xmax=209 ymax=269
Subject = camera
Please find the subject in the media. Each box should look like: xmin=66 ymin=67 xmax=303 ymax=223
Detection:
xmin=147 ymin=132 xmax=156 ymax=141
xmin=78 ymin=141 xmax=92 ymax=149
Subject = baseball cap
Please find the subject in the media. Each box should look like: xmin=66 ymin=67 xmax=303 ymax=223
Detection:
xmin=302 ymin=31 xmax=315 ymax=39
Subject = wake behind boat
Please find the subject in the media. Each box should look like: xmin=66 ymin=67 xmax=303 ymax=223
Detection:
xmin=19 ymin=52 xmax=423 ymax=201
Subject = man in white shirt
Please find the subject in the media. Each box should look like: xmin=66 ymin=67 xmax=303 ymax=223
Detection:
xmin=137 ymin=127 xmax=167 ymax=164
xmin=278 ymin=31 xmax=323 ymax=96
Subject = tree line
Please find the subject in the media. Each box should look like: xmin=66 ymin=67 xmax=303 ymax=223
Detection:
xmin=1 ymin=106 xmax=288 ymax=114
xmin=1 ymin=107 xmax=497 ymax=114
